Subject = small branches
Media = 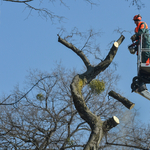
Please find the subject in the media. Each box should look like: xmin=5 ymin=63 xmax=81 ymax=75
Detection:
xmin=84 ymin=0 xmax=100 ymax=6
xmin=3 ymin=0 xmax=65 ymax=22
xmin=3 ymin=0 xmax=33 ymax=3
xmin=24 ymin=2 xmax=64 ymax=21
xmin=125 ymin=0 xmax=145 ymax=10
xmin=0 ymin=75 xmax=57 ymax=105
xmin=114 ymin=27 xmax=132 ymax=35
xmin=3 ymin=0 xmax=100 ymax=22
xmin=106 ymin=142 xmax=149 ymax=150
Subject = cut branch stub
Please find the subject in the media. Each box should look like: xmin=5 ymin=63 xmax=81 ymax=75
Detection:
xmin=108 ymin=90 xmax=135 ymax=110
xmin=103 ymin=116 xmax=120 ymax=133
xmin=93 ymin=35 xmax=125 ymax=79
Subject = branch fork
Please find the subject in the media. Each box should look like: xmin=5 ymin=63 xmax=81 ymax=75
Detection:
xmin=58 ymin=34 xmax=127 ymax=149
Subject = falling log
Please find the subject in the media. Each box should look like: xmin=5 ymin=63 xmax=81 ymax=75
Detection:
xmin=108 ymin=90 xmax=135 ymax=110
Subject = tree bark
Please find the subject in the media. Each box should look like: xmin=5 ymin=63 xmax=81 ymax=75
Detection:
xmin=108 ymin=90 xmax=135 ymax=110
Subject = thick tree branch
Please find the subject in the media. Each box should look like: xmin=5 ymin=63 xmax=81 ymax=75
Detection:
xmin=58 ymin=36 xmax=92 ymax=69
xmin=108 ymin=90 xmax=135 ymax=110
xmin=94 ymin=35 xmax=125 ymax=77
xmin=70 ymin=75 xmax=98 ymax=128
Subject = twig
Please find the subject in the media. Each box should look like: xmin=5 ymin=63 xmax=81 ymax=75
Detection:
xmin=106 ymin=142 xmax=149 ymax=150
xmin=3 ymin=0 xmax=33 ymax=3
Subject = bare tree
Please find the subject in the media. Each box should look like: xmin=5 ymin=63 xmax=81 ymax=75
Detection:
xmin=0 ymin=65 xmax=135 ymax=149
xmin=0 ymin=65 xmax=119 ymax=149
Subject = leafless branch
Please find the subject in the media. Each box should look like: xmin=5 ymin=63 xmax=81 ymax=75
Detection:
xmin=106 ymin=142 xmax=149 ymax=150
xmin=126 ymin=0 xmax=145 ymax=9
xmin=0 ymin=75 xmax=57 ymax=105
xmin=114 ymin=27 xmax=132 ymax=35
xmin=58 ymin=35 xmax=92 ymax=69
xmin=3 ymin=0 xmax=33 ymax=3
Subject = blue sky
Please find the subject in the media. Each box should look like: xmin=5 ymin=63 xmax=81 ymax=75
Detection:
xmin=0 ymin=0 xmax=150 ymax=123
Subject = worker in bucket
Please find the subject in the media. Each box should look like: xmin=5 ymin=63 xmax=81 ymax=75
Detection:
xmin=128 ymin=14 xmax=150 ymax=63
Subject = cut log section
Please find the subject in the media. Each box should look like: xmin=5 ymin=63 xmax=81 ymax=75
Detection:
xmin=108 ymin=90 xmax=135 ymax=110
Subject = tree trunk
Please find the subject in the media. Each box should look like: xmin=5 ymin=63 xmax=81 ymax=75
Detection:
xmin=58 ymin=34 xmax=125 ymax=149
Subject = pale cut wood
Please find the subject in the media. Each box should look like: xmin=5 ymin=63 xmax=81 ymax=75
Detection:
xmin=103 ymin=116 xmax=120 ymax=133
xmin=113 ymin=116 xmax=120 ymax=124
xmin=114 ymin=42 xmax=119 ymax=48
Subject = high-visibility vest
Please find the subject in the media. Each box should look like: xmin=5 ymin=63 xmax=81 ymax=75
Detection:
xmin=135 ymin=22 xmax=150 ymax=63
xmin=135 ymin=21 xmax=148 ymax=33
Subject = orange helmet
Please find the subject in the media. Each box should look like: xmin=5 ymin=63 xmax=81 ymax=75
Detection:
xmin=133 ymin=14 xmax=142 ymax=21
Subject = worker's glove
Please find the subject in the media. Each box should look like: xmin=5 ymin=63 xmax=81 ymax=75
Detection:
xmin=130 ymin=34 xmax=137 ymax=42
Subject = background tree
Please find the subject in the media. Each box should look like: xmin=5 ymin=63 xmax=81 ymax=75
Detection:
xmin=0 ymin=64 xmax=134 ymax=149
